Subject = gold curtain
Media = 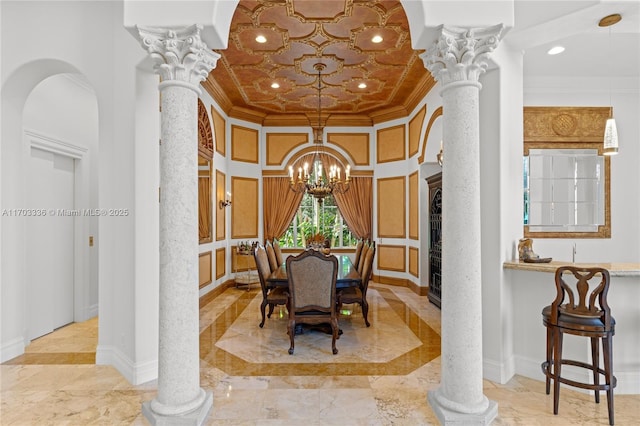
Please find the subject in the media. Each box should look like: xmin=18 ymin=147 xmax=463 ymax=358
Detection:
xmin=263 ymin=177 xmax=304 ymax=241
xmin=333 ymin=176 xmax=373 ymax=240
xmin=198 ymin=176 xmax=211 ymax=241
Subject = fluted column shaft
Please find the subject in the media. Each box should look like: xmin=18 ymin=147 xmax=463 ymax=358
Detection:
xmin=421 ymin=24 xmax=503 ymax=424
xmin=136 ymin=25 xmax=219 ymax=425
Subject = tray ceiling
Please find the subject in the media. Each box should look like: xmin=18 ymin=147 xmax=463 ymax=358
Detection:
xmin=203 ymin=0 xmax=434 ymax=126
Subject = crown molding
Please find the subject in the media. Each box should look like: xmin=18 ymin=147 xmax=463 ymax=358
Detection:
xmin=201 ymin=78 xmax=233 ymax=114
xmin=369 ymin=105 xmax=410 ymax=125
xmin=228 ymin=106 xmax=267 ymax=124
xmin=404 ymin=74 xmax=436 ymax=115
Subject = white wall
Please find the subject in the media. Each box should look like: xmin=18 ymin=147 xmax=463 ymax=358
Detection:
xmin=0 ymin=1 xmax=160 ymax=385
xmin=478 ymin=41 xmax=526 ymax=384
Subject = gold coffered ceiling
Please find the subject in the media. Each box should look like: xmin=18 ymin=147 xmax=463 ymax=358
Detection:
xmin=203 ymin=0 xmax=434 ymax=126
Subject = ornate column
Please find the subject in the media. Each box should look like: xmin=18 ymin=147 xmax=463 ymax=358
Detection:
xmin=136 ymin=25 xmax=219 ymax=425
xmin=421 ymin=24 xmax=503 ymax=424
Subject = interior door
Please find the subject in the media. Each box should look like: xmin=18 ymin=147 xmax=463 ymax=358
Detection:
xmin=26 ymin=147 xmax=75 ymax=340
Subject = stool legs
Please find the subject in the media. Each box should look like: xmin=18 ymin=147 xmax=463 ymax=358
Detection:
xmin=552 ymin=329 xmax=563 ymax=415
xmin=603 ymin=336 xmax=614 ymax=425
xmin=545 ymin=326 xmax=553 ymax=395
xmin=544 ymin=328 xmax=615 ymax=425
xmin=591 ymin=337 xmax=600 ymax=404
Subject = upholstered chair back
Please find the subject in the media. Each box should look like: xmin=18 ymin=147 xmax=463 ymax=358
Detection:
xmin=265 ymin=240 xmax=279 ymax=272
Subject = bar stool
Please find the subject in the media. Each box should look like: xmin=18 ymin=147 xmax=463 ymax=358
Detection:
xmin=541 ymin=266 xmax=616 ymax=425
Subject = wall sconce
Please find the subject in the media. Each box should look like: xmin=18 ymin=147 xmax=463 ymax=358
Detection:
xmin=219 ymin=191 xmax=231 ymax=209
xmin=436 ymin=140 xmax=444 ymax=167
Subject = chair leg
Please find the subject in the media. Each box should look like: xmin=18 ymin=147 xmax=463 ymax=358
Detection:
xmin=603 ymin=335 xmax=614 ymax=426
xmin=331 ymin=317 xmax=339 ymax=355
xmin=288 ymin=319 xmax=295 ymax=355
xmin=591 ymin=337 xmax=600 ymax=404
xmin=267 ymin=303 xmax=275 ymax=318
xmin=553 ymin=330 xmax=563 ymax=415
xmin=259 ymin=299 xmax=267 ymax=328
xmin=362 ymin=300 xmax=370 ymax=327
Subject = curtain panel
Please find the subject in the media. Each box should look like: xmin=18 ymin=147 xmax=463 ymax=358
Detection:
xmin=198 ymin=177 xmax=211 ymax=241
xmin=333 ymin=176 xmax=373 ymax=240
xmin=263 ymin=177 xmax=304 ymax=241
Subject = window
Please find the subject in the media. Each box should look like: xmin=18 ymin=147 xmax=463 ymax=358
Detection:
xmin=279 ymin=193 xmax=357 ymax=248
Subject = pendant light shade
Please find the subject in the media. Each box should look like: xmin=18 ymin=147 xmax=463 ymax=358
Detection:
xmin=603 ymin=118 xmax=619 ymax=155
xmin=599 ymin=14 xmax=622 ymax=156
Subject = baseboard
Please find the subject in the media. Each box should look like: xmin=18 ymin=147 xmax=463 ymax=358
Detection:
xmin=0 ymin=336 xmax=25 ymax=363
xmin=483 ymin=355 xmax=516 ymax=384
xmin=373 ymin=274 xmax=429 ymax=296
xmin=199 ymin=279 xmax=235 ymax=308
xmin=85 ymin=303 xmax=99 ymax=320
xmin=514 ymin=354 xmax=639 ymax=395
xmin=96 ymin=345 xmax=158 ymax=385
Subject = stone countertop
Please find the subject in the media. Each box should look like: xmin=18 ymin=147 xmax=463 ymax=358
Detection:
xmin=503 ymin=260 xmax=640 ymax=277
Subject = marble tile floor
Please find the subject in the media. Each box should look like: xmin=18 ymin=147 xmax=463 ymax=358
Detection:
xmin=2 ymin=283 xmax=638 ymax=425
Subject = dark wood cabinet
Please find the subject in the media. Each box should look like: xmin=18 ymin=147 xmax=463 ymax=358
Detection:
xmin=426 ymin=172 xmax=442 ymax=308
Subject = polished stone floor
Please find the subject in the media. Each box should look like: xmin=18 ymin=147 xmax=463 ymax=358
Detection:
xmin=2 ymin=283 xmax=638 ymax=424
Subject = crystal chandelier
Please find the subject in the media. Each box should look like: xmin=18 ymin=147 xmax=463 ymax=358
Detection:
xmin=289 ymin=63 xmax=351 ymax=204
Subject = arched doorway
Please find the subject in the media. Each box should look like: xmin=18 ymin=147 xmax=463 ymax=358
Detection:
xmin=22 ymin=73 xmax=99 ymax=340
xmin=1 ymin=61 xmax=99 ymax=358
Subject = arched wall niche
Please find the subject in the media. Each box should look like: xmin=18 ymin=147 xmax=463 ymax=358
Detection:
xmin=418 ymin=106 xmax=443 ymax=164
xmin=281 ymin=145 xmax=352 ymax=177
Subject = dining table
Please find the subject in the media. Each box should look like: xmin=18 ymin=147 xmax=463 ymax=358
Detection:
xmin=266 ymin=253 xmax=362 ymax=289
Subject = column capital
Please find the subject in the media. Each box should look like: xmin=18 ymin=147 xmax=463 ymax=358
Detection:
xmin=421 ymin=24 xmax=503 ymax=88
xmin=137 ymin=24 xmax=220 ymax=92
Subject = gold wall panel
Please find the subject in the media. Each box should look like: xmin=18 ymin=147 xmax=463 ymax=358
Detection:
xmin=199 ymin=251 xmax=212 ymax=288
xmin=216 ymin=170 xmax=226 ymax=241
xmin=231 ymin=125 xmax=259 ymax=164
xmin=377 ymin=244 xmax=406 ymax=272
xmin=408 ymin=171 xmax=419 ymax=240
xmin=377 ymin=176 xmax=406 ymax=238
xmin=408 ymin=246 xmax=419 ymax=278
xmin=266 ymin=133 xmax=308 ymax=166
xmin=408 ymin=105 xmax=426 ymax=157
xmin=231 ymin=177 xmax=259 ymax=239
xmin=211 ymin=106 xmax=226 ymax=157
xmin=376 ymin=124 xmax=405 ymax=164
xmin=215 ymin=247 xmax=226 ymax=280
xmin=327 ymin=133 xmax=370 ymax=166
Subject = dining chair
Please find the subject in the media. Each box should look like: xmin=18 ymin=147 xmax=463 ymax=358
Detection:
xmin=272 ymin=238 xmax=284 ymax=266
xmin=253 ymin=244 xmax=288 ymax=328
xmin=356 ymin=240 xmax=370 ymax=274
xmin=338 ymin=243 xmax=375 ymax=327
xmin=265 ymin=239 xmax=279 ymax=273
xmin=353 ymin=239 xmax=364 ymax=269
xmin=285 ymin=249 xmax=339 ymax=355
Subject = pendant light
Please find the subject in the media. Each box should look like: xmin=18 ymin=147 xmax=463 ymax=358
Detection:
xmin=599 ymin=13 xmax=621 ymax=155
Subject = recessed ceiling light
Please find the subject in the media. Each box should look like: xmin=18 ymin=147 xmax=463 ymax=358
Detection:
xmin=256 ymin=35 xmax=267 ymax=43
xmin=271 ymin=82 xmax=280 ymax=89
xmin=358 ymin=83 xmax=367 ymax=89
xmin=547 ymin=46 xmax=565 ymax=55
xmin=371 ymin=35 xmax=383 ymax=43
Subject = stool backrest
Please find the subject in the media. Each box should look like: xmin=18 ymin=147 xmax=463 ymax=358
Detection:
xmin=552 ymin=266 xmax=612 ymax=329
